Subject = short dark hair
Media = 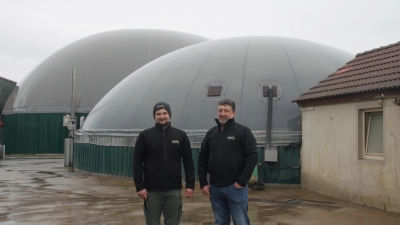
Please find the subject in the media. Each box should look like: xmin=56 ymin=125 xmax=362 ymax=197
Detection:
xmin=218 ymin=98 xmax=235 ymax=111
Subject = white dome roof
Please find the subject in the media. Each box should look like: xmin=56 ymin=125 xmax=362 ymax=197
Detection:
xmin=3 ymin=29 xmax=209 ymax=114
xmin=83 ymin=36 xmax=353 ymax=135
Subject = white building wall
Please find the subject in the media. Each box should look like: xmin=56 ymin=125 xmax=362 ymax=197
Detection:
xmin=301 ymin=99 xmax=400 ymax=212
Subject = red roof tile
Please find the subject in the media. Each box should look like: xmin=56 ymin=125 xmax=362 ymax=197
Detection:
xmin=293 ymin=42 xmax=400 ymax=102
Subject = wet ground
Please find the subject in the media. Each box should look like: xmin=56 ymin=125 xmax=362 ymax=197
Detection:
xmin=1 ymin=156 xmax=400 ymax=225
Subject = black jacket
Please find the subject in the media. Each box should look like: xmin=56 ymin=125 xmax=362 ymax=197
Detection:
xmin=198 ymin=118 xmax=258 ymax=188
xmin=133 ymin=124 xmax=195 ymax=192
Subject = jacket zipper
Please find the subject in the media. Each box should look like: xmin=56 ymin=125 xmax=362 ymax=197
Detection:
xmin=163 ymin=131 xmax=166 ymax=190
xmin=216 ymin=128 xmax=222 ymax=177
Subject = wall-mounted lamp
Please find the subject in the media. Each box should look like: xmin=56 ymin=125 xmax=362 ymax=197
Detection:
xmin=374 ymin=94 xmax=386 ymax=106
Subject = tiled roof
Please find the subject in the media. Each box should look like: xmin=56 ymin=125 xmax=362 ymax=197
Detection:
xmin=293 ymin=41 xmax=400 ymax=102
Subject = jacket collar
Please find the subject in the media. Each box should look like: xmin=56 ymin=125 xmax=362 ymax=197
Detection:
xmin=154 ymin=122 xmax=171 ymax=131
xmin=214 ymin=118 xmax=235 ymax=129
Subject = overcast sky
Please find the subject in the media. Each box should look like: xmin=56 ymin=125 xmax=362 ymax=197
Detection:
xmin=1 ymin=0 xmax=399 ymax=83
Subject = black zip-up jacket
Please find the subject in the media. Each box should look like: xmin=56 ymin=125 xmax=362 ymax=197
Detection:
xmin=133 ymin=123 xmax=195 ymax=192
xmin=198 ymin=118 xmax=258 ymax=188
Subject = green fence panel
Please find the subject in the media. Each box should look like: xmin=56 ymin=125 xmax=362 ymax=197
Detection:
xmin=191 ymin=148 xmax=200 ymax=181
xmin=74 ymin=143 xmax=134 ymax=177
xmin=259 ymin=146 xmax=301 ymax=184
xmin=0 ymin=127 xmax=4 ymax=145
xmin=3 ymin=114 xmax=17 ymax=153
xmin=3 ymin=113 xmax=88 ymax=154
xmin=75 ymin=144 xmax=201 ymax=179
xmin=73 ymin=144 xmax=301 ymax=184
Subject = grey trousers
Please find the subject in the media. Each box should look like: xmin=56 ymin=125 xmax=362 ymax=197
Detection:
xmin=143 ymin=189 xmax=183 ymax=225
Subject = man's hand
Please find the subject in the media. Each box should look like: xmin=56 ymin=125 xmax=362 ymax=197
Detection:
xmin=137 ymin=189 xmax=148 ymax=200
xmin=201 ymin=185 xmax=211 ymax=197
xmin=234 ymin=182 xmax=244 ymax=188
xmin=185 ymin=188 xmax=194 ymax=198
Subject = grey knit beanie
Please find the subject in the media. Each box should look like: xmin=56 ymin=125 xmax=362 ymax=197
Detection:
xmin=153 ymin=102 xmax=171 ymax=118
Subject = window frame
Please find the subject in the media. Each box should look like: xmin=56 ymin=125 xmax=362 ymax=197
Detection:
xmin=358 ymin=106 xmax=384 ymax=161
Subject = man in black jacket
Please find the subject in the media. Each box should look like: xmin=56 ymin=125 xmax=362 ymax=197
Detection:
xmin=198 ymin=98 xmax=258 ymax=225
xmin=133 ymin=102 xmax=195 ymax=225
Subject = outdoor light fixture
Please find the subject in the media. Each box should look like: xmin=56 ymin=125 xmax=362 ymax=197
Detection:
xmin=394 ymin=98 xmax=400 ymax=106
xmin=374 ymin=94 xmax=386 ymax=106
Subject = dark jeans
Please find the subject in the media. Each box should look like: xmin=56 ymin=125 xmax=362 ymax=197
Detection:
xmin=209 ymin=184 xmax=250 ymax=225
xmin=143 ymin=189 xmax=182 ymax=225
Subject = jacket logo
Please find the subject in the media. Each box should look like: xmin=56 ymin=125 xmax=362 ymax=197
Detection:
xmin=227 ymin=136 xmax=235 ymax=140
xmin=172 ymin=140 xmax=179 ymax=144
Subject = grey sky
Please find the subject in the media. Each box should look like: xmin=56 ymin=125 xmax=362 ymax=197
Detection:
xmin=1 ymin=0 xmax=399 ymax=83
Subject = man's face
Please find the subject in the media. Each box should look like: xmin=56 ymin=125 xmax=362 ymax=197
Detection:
xmin=155 ymin=109 xmax=171 ymax=126
xmin=217 ymin=104 xmax=236 ymax=125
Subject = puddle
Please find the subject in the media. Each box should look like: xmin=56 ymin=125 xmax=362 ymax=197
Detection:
xmin=284 ymin=198 xmax=340 ymax=211
xmin=31 ymin=177 xmax=46 ymax=184
xmin=249 ymin=197 xmax=277 ymax=203
xmin=286 ymin=199 xmax=304 ymax=204
xmin=64 ymin=176 xmax=87 ymax=179
xmin=249 ymin=197 xmax=341 ymax=211
xmin=37 ymin=171 xmax=63 ymax=177
xmin=285 ymin=199 xmax=333 ymax=205
xmin=39 ymin=184 xmax=54 ymax=187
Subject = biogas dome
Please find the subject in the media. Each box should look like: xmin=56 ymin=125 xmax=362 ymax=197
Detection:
xmin=75 ymin=36 xmax=354 ymax=182
xmin=2 ymin=29 xmax=210 ymax=154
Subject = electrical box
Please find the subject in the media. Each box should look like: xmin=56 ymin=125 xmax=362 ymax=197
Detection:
xmin=63 ymin=115 xmax=70 ymax=127
xmin=63 ymin=115 xmax=77 ymax=131
xmin=265 ymin=148 xmax=278 ymax=162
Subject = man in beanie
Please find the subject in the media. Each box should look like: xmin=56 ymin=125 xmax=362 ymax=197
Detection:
xmin=133 ymin=102 xmax=195 ymax=225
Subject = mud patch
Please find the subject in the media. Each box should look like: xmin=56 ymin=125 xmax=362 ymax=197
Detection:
xmin=0 ymin=212 xmax=9 ymax=222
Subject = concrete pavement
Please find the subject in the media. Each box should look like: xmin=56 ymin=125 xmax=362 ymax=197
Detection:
xmin=1 ymin=156 xmax=400 ymax=225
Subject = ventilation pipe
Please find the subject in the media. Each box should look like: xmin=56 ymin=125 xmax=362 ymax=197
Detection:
xmin=265 ymin=86 xmax=278 ymax=162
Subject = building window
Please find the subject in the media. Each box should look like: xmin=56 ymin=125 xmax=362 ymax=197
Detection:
xmin=202 ymin=83 xmax=225 ymax=101
xmin=207 ymin=86 xmax=222 ymax=97
xmin=359 ymin=108 xmax=383 ymax=160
